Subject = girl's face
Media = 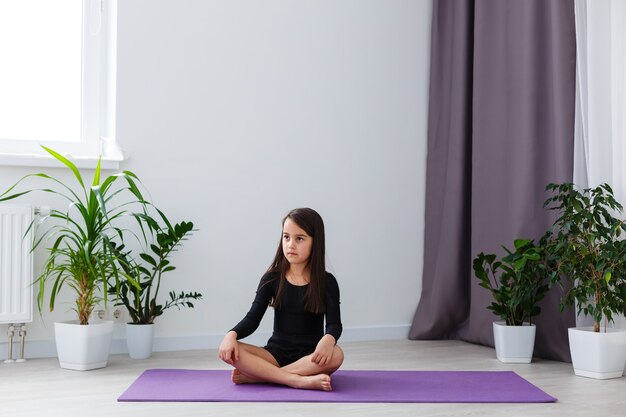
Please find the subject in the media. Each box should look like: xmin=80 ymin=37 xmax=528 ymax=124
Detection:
xmin=282 ymin=217 xmax=313 ymax=267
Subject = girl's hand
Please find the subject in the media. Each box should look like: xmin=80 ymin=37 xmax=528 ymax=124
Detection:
xmin=311 ymin=334 xmax=336 ymax=366
xmin=218 ymin=331 xmax=239 ymax=365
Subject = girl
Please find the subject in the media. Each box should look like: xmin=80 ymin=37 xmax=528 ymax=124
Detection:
xmin=218 ymin=208 xmax=343 ymax=391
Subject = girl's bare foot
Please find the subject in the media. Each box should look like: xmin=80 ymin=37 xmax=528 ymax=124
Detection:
xmin=231 ymin=369 xmax=261 ymax=384
xmin=232 ymin=369 xmax=332 ymax=391
xmin=296 ymin=374 xmax=332 ymax=391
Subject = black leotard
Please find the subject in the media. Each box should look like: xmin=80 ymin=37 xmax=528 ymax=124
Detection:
xmin=231 ymin=271 xmax=342 ymax=366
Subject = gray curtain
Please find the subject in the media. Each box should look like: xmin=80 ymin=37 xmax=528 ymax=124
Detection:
xmin=410 ymin=0 xmax=576 ymax=362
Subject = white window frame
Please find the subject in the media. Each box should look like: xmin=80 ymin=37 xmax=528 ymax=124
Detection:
xmin=0 ymin=0 xmax=123 ymax=169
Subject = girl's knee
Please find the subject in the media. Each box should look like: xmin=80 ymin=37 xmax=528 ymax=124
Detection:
xmin=334 ymin=345 xmax=344 ymax=362
xmin=330 ymin=345 xmax=344 ymax=370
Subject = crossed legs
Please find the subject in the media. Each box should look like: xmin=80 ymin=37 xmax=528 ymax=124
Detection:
xmin=229 ymin=342 xmax=344 ymax=391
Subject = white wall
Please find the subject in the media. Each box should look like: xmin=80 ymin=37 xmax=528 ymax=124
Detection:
xmin=0 ymin=0 xmax=431 ymax=356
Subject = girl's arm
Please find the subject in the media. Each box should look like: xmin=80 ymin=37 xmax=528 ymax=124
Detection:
xmin=218 ymin=330 xmax=239 ymax=364
xmin=312 ymin=273 xmax=342 ymax=365
xmin=218 ymin=274 xmax=275 ymax=364
xmin=311 ymin=334 xmax=337 ymax=366
xmin=229 ymin=273 xmax=275 ymax=340
xmin=324 ymin=273 xmax=342 ymax=340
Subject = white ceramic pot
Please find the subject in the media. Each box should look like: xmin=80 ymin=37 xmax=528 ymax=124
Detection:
xmin=126 ymin=323 xmax=155 ymax=359
xmin=568 ymin=326 xmax=626 ymax=379
xmin=492 ymin=321 xmax=536 ymax=363
xmin=54 ymin=320 xmax=114 ymax=371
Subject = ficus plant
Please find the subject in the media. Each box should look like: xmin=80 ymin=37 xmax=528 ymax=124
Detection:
xmin=0 ymin=146 xmax=149 ymax=325
xmin=108 ymin=208 xmax=202 ymax=324
xmin=473 ymin=239 xmax=550 ymax=326
xmin=543 ymin=182 xmax=626 ymax=333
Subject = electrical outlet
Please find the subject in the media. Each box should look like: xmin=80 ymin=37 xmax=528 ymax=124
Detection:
xmin=90 ymin=307 xmax=127 ymax=323
xmin=91 ymin=309 xmax=106 ymax=320
xmin=111 ymin=307 xmax=127 ymax=323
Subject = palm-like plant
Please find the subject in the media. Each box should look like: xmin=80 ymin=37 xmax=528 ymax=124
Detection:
xmin=109 ymin=210 xmax=202 ymax=324
xmin=0 ymin=146 xmax=148 ymax=325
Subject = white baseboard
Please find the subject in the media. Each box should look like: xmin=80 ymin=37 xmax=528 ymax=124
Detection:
xmin=0 ymin=324 xmax=411 ymax=360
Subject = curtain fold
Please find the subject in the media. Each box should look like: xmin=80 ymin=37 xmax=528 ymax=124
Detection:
xmin=407 ymin=0 xmax=474 ymax=340
xmin=410 ymin=0 xmax=577 ymax=362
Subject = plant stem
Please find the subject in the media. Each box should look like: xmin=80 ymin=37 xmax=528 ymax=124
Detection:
xmin=78 ymin=272 xmax=90 ymax=325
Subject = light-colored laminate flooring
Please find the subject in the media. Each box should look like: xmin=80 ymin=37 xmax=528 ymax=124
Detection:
xmin=2 ymin=339 xmax=626 ymax=417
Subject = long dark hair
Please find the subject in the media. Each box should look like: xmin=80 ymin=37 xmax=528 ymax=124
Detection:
xmin=267 ymin=207 xmax=326 ymax=314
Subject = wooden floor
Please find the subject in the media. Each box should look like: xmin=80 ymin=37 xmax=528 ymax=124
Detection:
xmin=3 ymin=339 xmax=626 ymax=417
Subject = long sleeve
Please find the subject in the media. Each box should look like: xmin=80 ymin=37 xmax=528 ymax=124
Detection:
xmin=230 ymin=273 xmax=276 ymax=340
xmin=324 ymin=273 xmax=342 ymax=341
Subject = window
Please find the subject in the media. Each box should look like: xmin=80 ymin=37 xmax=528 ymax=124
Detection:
xmin=574 ymin=0 xmax=626 ymax=205
xmin=0 ymin=0 xmax=122 ymax=168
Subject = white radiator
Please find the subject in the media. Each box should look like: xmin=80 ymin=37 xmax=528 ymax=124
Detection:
xmin=0 ymin=204 xmax=33 ymax=324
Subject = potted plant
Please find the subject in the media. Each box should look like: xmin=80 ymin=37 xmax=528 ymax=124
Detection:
xmin=108 ymin=209 xmax=202 ymax=359
xmin=0 ymin=146 xmax=149 ymax=370
xmin=473 ymin=239 xmax=550 ymax=363
xmin=543 ymin=182 xmax=626 ymax=379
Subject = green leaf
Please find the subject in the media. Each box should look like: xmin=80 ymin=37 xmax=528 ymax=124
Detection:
xmin=513 ymin=257 xmax=527 ymax=270
xmin=123 ymin=273 xmax=142 ymax=292
xmin=41 ymin=145 xmax=85 ymax=189
xmin=513 ymin=239 xmax=530 ymax=250
xmin=92 ymin=157 xmax=102 ymax=186
xmin=140 ymin=253 xmax=157 ymax=267
xmin=150 ymin=244 xmax=162 ymax=256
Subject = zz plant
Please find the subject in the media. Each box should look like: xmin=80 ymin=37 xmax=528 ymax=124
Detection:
xmin=473 ymin=239 xmax=550 ymax=326
xmin=109 ymin=209 xmax=202 ymax=324
xmin=543 ymin=182 xmax=626 ymax=333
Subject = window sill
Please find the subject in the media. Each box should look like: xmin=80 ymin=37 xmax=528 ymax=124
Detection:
xmin=0 ymin=153 xmax=123 ymax=170
xmin=0 ymin=141 xmax=127 ymax=170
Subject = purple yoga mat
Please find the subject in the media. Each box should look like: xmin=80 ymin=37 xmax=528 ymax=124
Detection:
xmin=118 ymin=369 xmax=557 ymax=403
